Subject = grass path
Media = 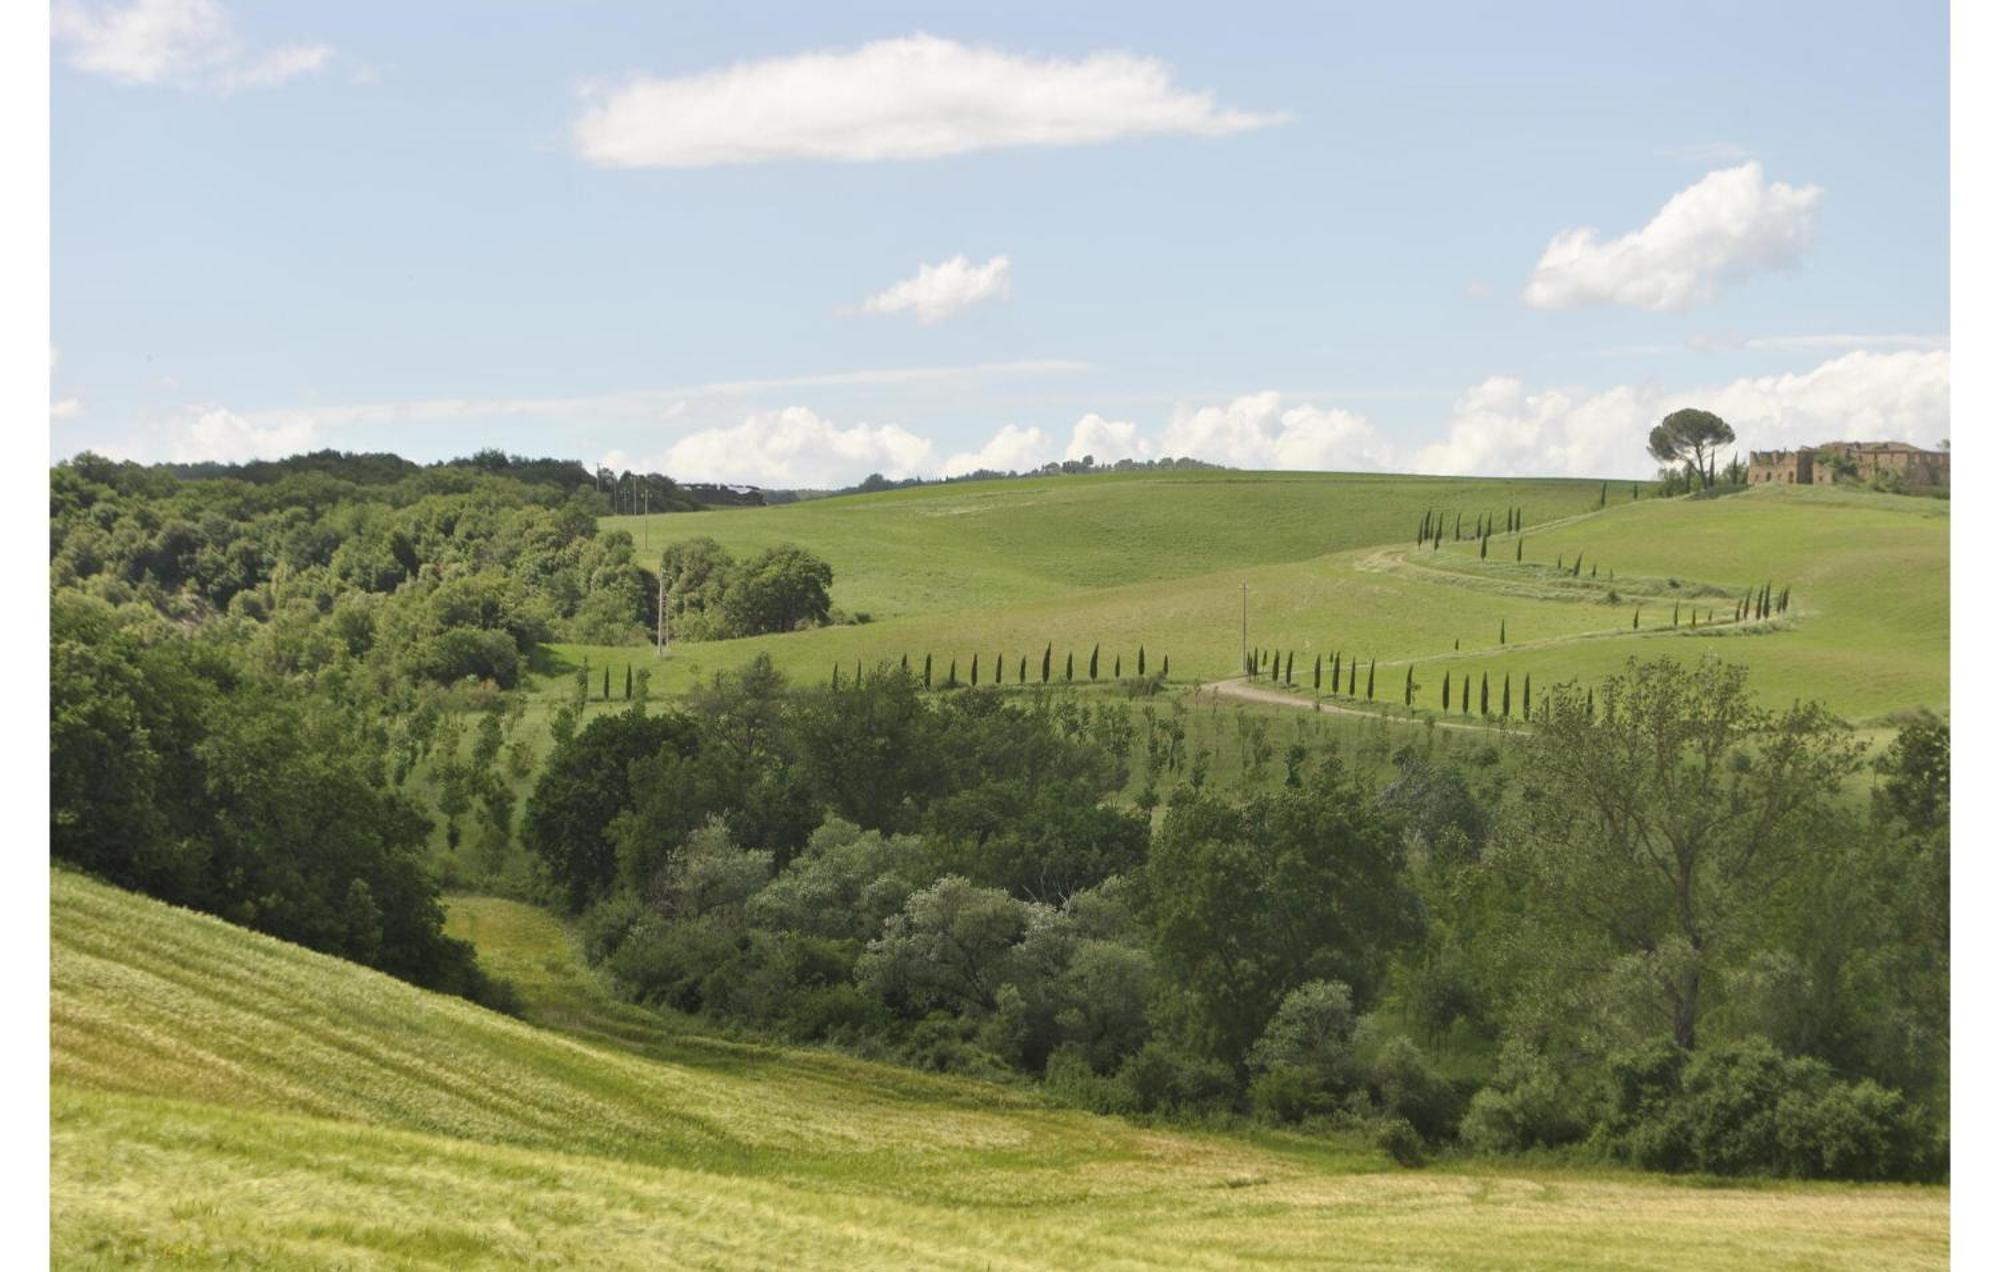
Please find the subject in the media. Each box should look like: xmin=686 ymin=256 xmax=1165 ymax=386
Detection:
xmin=52 ymin=871 xmax=1950 ymax=1268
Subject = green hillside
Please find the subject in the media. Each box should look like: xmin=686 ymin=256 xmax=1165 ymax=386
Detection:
xmin=51 ymin=871 xmax=1947 ymax=1268
xmin=605 ymin=470 xmax=1612 ymax=619
xmin=582 ymin=476 xmax=1945 ymax=722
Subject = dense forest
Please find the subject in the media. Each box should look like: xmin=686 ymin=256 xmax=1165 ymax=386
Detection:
xmin=532 ymin=655 xmax=1948 ymax=1179
xmin=47 ymin=450 xmax=1948 ymax=1182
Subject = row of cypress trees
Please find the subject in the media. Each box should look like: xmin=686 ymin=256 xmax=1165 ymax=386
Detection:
xmin=840 ymin=644 xmax=1169 ymax=689
xmin=1417 ymin=506 xmax=1529 ymax=550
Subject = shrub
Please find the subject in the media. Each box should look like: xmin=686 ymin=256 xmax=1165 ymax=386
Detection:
xmin=1376 ymin=1116 xmax=1427 ymax=1167
xmin=1044 ymin=1045 xmax=1140 ymax=1116
xmin=1118 ymin=1041 xmax=1238 ymax=1116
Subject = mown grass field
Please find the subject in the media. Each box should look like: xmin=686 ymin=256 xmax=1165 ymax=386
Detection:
xmin=578 ymin=474 xmax=1946 ymax=723
xmin=51 ymin=870 xmax=1948 ymax=1268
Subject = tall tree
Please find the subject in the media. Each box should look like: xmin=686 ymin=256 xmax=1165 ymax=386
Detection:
xmin=1647 ymin=408 xmax=1736 ymax=487
xmin=1500 ymin=658 xmax=1859 ymax=1049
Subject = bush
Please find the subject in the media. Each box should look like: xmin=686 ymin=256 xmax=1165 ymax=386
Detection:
xmin=1369 ymin=1037 xmax=1465 ymax=1142
xmin=1250 ymin=1062 xmax=1319 ymax=1124
xmin=1044 ymin=1046 xmax=1140 ymax=1116
xmin=1375 ymin=1116 xmax=1427 ymax=1167
xmin=1118 ymin=1041 xmax=1238 ymax=1116
xmin=1600 ymin=1038 xmax=1943 ymax=1181
xmin=1460 ymin=1042 xmax=1590 ymax=1152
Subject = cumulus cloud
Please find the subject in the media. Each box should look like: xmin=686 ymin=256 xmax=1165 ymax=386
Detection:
xmin=1414 ymin=350 xmax=1950 ymax=478
xmin=661 ymin=407 xmax=935 ymax=488
xmin=572 ymin=34 xmax=1285 ymax=168
xmin=1159 ymin=392 xmax=1392 ymax=472
xmin=51 ymin=397 xmax=84 ymax=420
xmin=855 ymin=255 xmax=1011 ymax=324
xmin=1065 ymin=414 xmax=1154 ymax=464
xmin=1524 ymin=163 xmax=1821 ymax=311
xmin=129 ymin=406 xmax=321 ymax=462
xmin=942 ymin=423 xmax=1054 ymax=476
xmin=53 ymin=0 xmax=331 ymax=91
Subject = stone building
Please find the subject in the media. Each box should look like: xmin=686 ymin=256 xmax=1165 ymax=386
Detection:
xmin=1746 ymin=441 xmax=1948 ymax=490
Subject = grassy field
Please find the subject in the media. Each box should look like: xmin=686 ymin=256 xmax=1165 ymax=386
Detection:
xmin=576 ymin=474 xmax=1945 ymax=723
xmin=51 ymin=870 xmax=1949 ymax=1268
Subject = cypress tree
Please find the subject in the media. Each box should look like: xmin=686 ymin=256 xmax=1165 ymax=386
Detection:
xmin=1480 ymin=534 xmax=1488 ymax=559
xmin=1115 ymin=655 xmax=1123 ymax=678
xmin=1590 ymin=564 xmax=1597 ymax=578
xmin=624 ymin=665 xmax=633 ymax=700
xmin=1089 ymin=644 xmax=1100 ymax=680
xmin=1673 ymin=602 xmax=1680 ymax=627
xmin=856 ymin=660 xmax=863 ymax=686
xmin=1019 ymin=654 xmax=1028 ymax=683
xmin=1161 ymin=654 xmax=1170 ymax=678
xmin=1557 ymin=553 xmax=1564 ymax=571
xmin=1138 ymin=646 xmax=1147 ymax=676
xmin=1042 ymin=644 xmax=1051 ymax=683
xmin=1332 ymin=652 xmax=1341 ymax=691
xmin=1573 ymin=556 xmax=1582 ymax=577
xmin=924 ymin=653 xmax=933 ymax=688
xmin=1404 ymin=664 xmax=1414 ymax=707
xmin=1586 ymin=687 xmax=1594 ymax=719
xmin=1599 ymin=481 xmax=1607 ymax=508
xmin=1461 ymin=675 xmax=1470 ymax=715
xmin=901 ymin=652 xmax=909 ymax=673
xmin=1313 ymin=654 xmax=1322 ymax=690
xmin=1366 ymin=659 xmax=1376 ymax=700
xmin=1284 ymin=651 xmax=1294 ymax=684
xmin=832 ymin=663 xmax=841 ymax=688
xmin=1348 ymin=659 xmax=1358 ymax=696
xmin=971 ymin=653 xmax=980 ymax=686
xmin=1516 ymin=538 xmax=1523 ymax=562
xmin=947 ymin=658 xmax=957 ymax=688
xmin=1499 ymin=619 xmax=1506 ymax=645
xmin=1480 ymin=672 xmax=1489 ymax=716
xmin=1522 ymin=672 xmax=1531 ymax=720
xmin=1441 ymin=669 xmax=1450 ymax=710
xmin=603 ymin=666 xmax=611 ymax=699
xmin=1065 ymin=652 xmax=1074 ymax=682
xmin=1633 ymin=606 xmax=1640 ymax=629
xmin=1502 ymin=673 xmax=1511 ymax=718
xmin=1271 ymin=652 xmax=1282 ymax=682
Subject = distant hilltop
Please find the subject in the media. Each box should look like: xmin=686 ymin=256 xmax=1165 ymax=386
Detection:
xmin=1747 ymin=440 xmax=1948 ymax=491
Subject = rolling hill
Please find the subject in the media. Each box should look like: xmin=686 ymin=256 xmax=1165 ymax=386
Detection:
xmin=582 ymin=474 xmax=1946 ymax=722
xmin=51 ymin=870 xmax=1948 ymax=1268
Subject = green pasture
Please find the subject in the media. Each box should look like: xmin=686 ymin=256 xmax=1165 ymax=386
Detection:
xmin=51 ymin=872 xmax=1949 ymax=1269
xmin=576 ymin=478 xmax=1944 ymax=723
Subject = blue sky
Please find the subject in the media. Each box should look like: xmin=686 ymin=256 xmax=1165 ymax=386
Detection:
xmin=50 ymin=1 xmax=1950 ymax=484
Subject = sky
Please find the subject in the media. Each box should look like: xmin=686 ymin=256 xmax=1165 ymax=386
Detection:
xmin=48 ymin=0 xmax=1951 ymax=486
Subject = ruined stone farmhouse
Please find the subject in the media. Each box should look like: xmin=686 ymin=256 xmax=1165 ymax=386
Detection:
xmin=1746 ymin=441 xmax=1949 ymax=490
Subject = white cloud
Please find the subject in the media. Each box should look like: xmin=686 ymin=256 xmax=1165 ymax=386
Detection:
xmin=53 ymin=0 xmax=331 ymax=91
xmin=660 ymin=407 xmax=935 ymax=488
xmin=122 ymin=406 xmax=321 ymax=462
xmin=942 ymin=423 xmax=1053 ymax=476
xmin=1413 ymin=350 xmax=1950 ymax=478
xmin=855 ymin=255 xmax=1011 ymax=324
xmin=201 ymin=359 xmax=1089 ymax=431
xmin=51 ymin=398 xmax=84 ymax=420
xmin=572 ymin=34 xmax=1285 ymax=168
xmin=1524 ymin=163 xmax=1822 ymax=311
xmin=1065 ymin=414 xmax=1153 ymax=464
xmin=1159 ymin=392 xmax=1392 ymax=471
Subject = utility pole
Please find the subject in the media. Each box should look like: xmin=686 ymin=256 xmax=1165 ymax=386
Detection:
xmin=1240 ymin=582 xmax=1248 ymax=676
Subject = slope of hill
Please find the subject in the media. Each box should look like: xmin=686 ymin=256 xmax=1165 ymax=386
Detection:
xmin=582 ymin=476 xmax=1945 ymax=721
xmin=604 ymin=469 xmax=1613 ymax=619
xmin=51 ymin=871 xmax=1948 ymax=1268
